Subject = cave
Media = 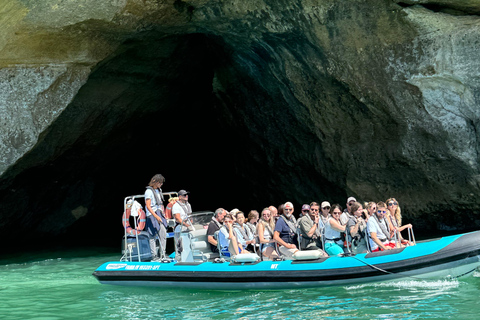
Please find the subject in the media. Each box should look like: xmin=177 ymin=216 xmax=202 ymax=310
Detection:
xmin=3 ymin=1 xmax=480 ymax=251
xmin=1 ymin=30 xmax=342 ymax=248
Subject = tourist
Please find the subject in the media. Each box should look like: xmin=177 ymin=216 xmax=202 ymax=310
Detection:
xmin=245 ymin=210 xmax=259 ymax=236
xmin=366 ymin=201 xmax=377 ymax=221
xmin=345 ymin=202 xmax=368 ymax=254
xmin=320 ymin=201 xmax=331 ymax=225
xmin=218 ymin=214 xmax=243 ymax=256
xmin=276 ymin=203 xmax=284 ymax=222
xmin=300 ymin=204 xmax=310 ymax=218
xmin=273 ymin=202 xmax=299 ymax=258
xmin=269 ymin=205 xmax=279 ymax=222
xmin=207 ymin=208 xmax=227 ymax=253
xmin=144 ymin=174 xmax=167 ymax=259
xmin=340 ymin=196 xmax=356 ymax=225
xmin=324 ymin=204 xmax=346 ymax=256
xmin=233 ymin=211 xmax=255 ymax=252
xmin=367 ymin=202 xmax=396 ymax=251
xmin=257 ymin=208 xmax=279 ymax=260
xmin=173 ymin=189 xmax=193 ymax=261
xmin=298 ymin=202 xmax=328 ymax=256
xmin=386 ymin=198 xmax=413 ymax=245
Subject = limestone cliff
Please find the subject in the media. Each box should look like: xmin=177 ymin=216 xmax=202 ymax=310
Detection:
xmin=1 ymin=0 xmax=480 ymax=244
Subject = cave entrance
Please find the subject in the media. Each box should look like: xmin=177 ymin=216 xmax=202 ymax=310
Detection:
xmin=2 ymin=32 xmax=269 ymax=247
xmin=68 ymin=32 xmax=258 ymax=244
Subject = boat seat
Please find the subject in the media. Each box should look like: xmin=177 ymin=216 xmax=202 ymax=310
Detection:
xmin=189 ymin=227 xmax=219 ymax=261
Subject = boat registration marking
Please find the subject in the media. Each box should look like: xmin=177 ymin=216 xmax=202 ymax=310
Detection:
xmin=125 ymin=265 xmax=162 ymax=270
xmin=271 ymin=264 xmax=279 ymax=269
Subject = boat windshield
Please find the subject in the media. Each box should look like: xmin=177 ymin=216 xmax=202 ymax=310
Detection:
xmin=188 ymin=211 xmax=214 ymax=228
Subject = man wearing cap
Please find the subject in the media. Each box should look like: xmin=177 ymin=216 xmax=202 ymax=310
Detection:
xmin=341 ymin=196 xmax=356 ymax=225
xmin=299 ymin=204 xmax=310 ymax=219
xmin=320 ymin=201 xmax=331 ymax=225
xmin=298 ymin=202 xmax=328 ymax=256
xmin=273 ymin=202 xmax=299 ymax=258
xmin=173 ymin=190 xmax=193 ymax=260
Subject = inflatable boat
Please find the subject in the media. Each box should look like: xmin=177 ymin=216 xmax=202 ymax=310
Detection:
xmin=92 ymin=196 xmax=480 ymax=289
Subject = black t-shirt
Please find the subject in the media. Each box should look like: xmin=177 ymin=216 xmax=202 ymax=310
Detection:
xmin=207 ymin=221 xmax=220 ymax=252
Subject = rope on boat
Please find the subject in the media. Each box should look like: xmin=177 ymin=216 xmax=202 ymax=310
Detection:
xmin=350 ymin=256 xmax=430 ymax=281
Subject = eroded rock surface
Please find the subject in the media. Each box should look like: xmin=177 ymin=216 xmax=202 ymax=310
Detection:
xmin=1 ymin=0 xmax=480 ymax=244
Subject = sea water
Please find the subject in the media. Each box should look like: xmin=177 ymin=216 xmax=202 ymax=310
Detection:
xmin=1 ymin=247 xmax=480 ymax=320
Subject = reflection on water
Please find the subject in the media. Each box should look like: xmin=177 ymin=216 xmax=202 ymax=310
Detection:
xmin=1 ymin=249 xmax=480 ymax=319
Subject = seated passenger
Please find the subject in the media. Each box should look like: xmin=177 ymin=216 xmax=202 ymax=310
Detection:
xmin=367 ymin=202 xmax=397 ymax=252
xmin=345 ymin=202 xmax=368 ymax=254
xmin=298 ymin=202 xmax=328 ymax=257
xmin=320 ymin=201 xmax=331 ymax=225
xmin=206 ymin=208 xmax=227 ymax=253
xmin=257 ymin=208 xmax=279 ymax=260
xmin=273 ymin=202 xmax=299 ymax=258
xmin=386 ymin=198 xmax=413 ymax=245
xmin=269 ymin=205 xmax=279 ymax=222
xmin=233 ymin=211 xmax=255 ymax=252
xmin=246 ymin=210 xmax=259 ymax=237
xmin=324 ymin=204 xmax=346 ymax=256
xmin=218 ymin=214 xmax=243 ymax=257
xmin=366 ymin=201 xmax=378 ymax=221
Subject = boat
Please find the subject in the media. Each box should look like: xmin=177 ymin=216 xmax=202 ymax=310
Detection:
xmin=92 ymin=194 xmax=480 ymax=289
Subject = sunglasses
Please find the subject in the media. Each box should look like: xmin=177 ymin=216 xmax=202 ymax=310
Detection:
xmin=285 ymin=208 xmax=293 ymax=211
xmin=302 ymin=210 xmax=309 ymax=212
xmin=347 ymin=202 xmax=354 ymax=206
xmin=322 ymin=206 xmax=330 ymax=210
xmin=388 ymin=202 xmax=398 ymax=206
xmin=311 ymin=209 xmax=319 ymax=212
xmin=377 ymin=210 xmax=387 ymax=214
xmin=332 ymin=212 xmax=341 ymax=215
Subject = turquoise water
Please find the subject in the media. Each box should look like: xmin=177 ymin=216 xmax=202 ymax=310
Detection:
xmin=1 ymin=247 xmax=480 ymax=320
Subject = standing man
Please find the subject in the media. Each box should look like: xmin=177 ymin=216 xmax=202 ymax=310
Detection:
xmin=207 ymin=208 xmax=227 ymax=252
xmin=273 ymin=202 xmax=299 ymax=258
xmin=173 ymin=189 xmax=193 ymax=260
xmin=145 ymin=174 xmax=167 ymax=259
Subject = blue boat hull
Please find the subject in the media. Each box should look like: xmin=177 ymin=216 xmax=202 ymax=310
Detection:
xmin=93 ymin=231 xmax=480 ymax=289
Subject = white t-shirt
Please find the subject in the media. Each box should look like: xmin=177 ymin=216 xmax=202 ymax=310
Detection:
xmin=173 ymin=202 xmax=191 ymax=232
xmin=367 ymin=218 xmax=388 ymax=251
xmin=144 ymin=188 xmax=162 ymax=217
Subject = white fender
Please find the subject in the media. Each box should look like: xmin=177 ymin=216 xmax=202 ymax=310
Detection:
xmin=232 ymin=253 xmax=260 ymax=263
xmin=293 ymin=250 xmax=322 ymax=260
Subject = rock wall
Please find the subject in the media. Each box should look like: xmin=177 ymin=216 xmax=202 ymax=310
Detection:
xmin=1 ymin=0 xmax=480 ymax=244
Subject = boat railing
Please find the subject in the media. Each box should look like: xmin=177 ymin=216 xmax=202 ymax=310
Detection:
xmin=122 ymin=191 xmax=179 ymax=262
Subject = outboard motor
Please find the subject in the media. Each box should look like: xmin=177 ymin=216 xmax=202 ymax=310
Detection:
xmin=122 ymin=231 xmax=153 ymax=262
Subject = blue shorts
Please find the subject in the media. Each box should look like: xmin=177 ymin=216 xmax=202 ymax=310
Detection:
xmin=325 ymin=242 xmax=344 ymax=256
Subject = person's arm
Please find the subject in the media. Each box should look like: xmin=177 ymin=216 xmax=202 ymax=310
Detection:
xmin=329 ymin=219 xmax=346 ymax=232
xmin=301 ymin=216 xmax=319 ymax=238
xmin=234 ymin=228 xmax=247 ymax=247
xmin=370 ymin=231 xmax=390 ymax=250
xmin=146 ymin=198 xmax=161 ymax=222
xmin=349 ymin=219 xmax=363 ymax=237
xmin=207 ymin=235 xmax=217 ymax=247
xmin=257 ymin=224 xmax=272 ymax=244
xmin=397 ymin=224 xmax=412 ymax=232
xmin=273 ymin=231 xmax=296 ymax=249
